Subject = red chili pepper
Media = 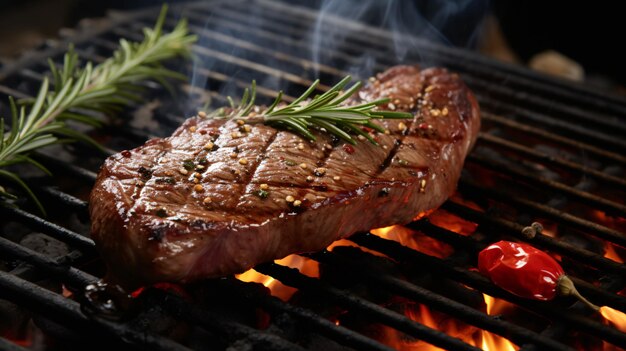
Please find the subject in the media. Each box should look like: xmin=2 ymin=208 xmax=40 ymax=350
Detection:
xmin=478 ymin=240 xmax=599 ymax=310
xmin=478 ymin=241 xmax=563 ymax=300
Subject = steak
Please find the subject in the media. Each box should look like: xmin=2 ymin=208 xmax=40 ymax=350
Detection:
xmin=90 ymin=65 xmax=480 ymax=289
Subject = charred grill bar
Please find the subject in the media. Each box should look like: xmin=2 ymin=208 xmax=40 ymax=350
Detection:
xmin=1 ymin=1 xmax=625 ymax=350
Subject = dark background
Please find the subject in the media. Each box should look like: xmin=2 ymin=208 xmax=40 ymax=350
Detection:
xmin=1 ymin=0 xmax=624 ymax=88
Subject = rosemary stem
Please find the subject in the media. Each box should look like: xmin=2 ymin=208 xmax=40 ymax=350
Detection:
xmin=0 ymin=5 xmax=197 ymax=213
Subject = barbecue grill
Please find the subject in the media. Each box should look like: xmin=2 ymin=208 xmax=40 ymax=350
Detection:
xmin=1 ymin=1 xmax=625 ymax=350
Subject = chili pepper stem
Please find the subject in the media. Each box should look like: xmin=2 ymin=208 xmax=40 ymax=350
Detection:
xmin=557 ymin=275 xmax=600 ymax=311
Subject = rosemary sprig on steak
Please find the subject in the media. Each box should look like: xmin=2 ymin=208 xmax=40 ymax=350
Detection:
xmin=220 ymin=76 xmax=413 ymax=145
xmin=0 ymin=5 xmax=197 ymax=212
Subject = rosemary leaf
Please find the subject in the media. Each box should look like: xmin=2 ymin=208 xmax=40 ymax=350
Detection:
xmin=217 ymin=76 xmax=413 ymax=143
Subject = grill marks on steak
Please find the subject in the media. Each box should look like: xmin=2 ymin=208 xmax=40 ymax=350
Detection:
xmin=90 ymin=65 xmax=480 ymax=288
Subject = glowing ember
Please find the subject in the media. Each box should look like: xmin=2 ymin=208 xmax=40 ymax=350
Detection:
xmin=449 ymin=193 xmax=483 ymax=212
xmin=414 ymin=210 xmax=434 ymax=221
xmin=236 ymin=255 xmax=319 ymax=301
xmin=600 ymin=306 xmax=626 ymax=333
xmin=538 ymin=221 xmax=558 ymax=238
xmin=62 ymin=284 xmax=73 ymax=298
xmin=592 ymin=210 xmax=626 ymax=233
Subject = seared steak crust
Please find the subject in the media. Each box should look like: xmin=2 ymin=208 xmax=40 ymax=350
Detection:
xmin=90 ymin=66 xmax=480 ymax=288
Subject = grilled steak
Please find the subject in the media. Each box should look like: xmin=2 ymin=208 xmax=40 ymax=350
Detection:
xmin=90 ymin=65 xmax=480 ymax=289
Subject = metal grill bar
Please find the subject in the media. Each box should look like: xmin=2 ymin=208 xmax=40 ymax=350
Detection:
xmin=467 ymin=153 xmax=626 ymax=216
xmin=473 ymin=93 xmax=626 ymax=152
xmin=477 ymin=133 xmax=626 ymax=190
xmin=1 ymin=207 xmax=95 ymax=250
xmin=482 ymin=112 xmax=626 ymax=166
xmin=0 ymin=236 xmax=95 ymax=287
xmin=38 ymin=186 xmax=89 ymax=214
xmin=32 ymin=152 xmax=98 ymax=182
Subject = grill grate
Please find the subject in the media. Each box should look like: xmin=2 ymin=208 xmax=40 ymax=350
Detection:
xmin=1 ymin=1 xmax=625 ymax=350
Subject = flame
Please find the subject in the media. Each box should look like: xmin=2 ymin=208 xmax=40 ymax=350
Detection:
xmin=371 ymin=224 xmax=455 ymax=259
xmin=480 ymin=329 xmax=517 ymax=351
xmin=237 ymin=255 xmax=319 ymax=301
xmin=402 ymin=304 xmax=477 ymax=350
xmin=480 ymin=294 xmax=519 ymax=351
xmin=592 ymin=210 xmax=626 ymax=263
xmin=393 ymin=295 xmax=518 ymax=351
xmin=237 ymin=210 xmax=472 ymax=301
xmin=428 ymin=209 xmax=478 ymax=236
xmin=482 ymin=293 xmax=517 ymax=316
xmin=603 ymin=243 xmax=624 ymax=264
xmin=600 ymin=306 xmax=626 ymax=333
xmin=327 ymin=238 xmax=388 ymax=257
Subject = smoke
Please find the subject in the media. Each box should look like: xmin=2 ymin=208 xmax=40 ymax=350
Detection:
xmin=309 ymin=0 xmax=489 ymax=77
xmin=183 ymin=0 xmax=489 ymax=109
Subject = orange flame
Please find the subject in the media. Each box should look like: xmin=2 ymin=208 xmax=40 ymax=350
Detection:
xmin=428 ymin=209 xmax=478 ymax=236
xmin=480 ymin=294 xmax=519 ymax=351
xmin=603 ymin=243 xmax=624 ymax=264
xmin=395 ymin=295 xmax=518 ymax=351
xmin=236 ymin=255 xmax=319 ymax=301
xmin=367 ymin=215 xmax=520 ymax=350
xmin=402 ymin=304 xmax=477 ymax=350
xmin=327 ymin=238 xmax=388 ymax=257
xmin=371 ymin=224 xmax=454 ymax=259
xmin=600 ymin=306 xmax=626 ymax=333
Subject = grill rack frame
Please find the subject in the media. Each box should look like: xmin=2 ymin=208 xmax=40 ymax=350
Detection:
xmin=1 ymin=1 xmax=625 ymax=350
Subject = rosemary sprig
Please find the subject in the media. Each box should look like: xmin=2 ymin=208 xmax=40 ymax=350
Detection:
xmin=0 ymin=5 xmax=197 ymax=212
xmin=221 ymin=76 xmax=413 ymax=144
